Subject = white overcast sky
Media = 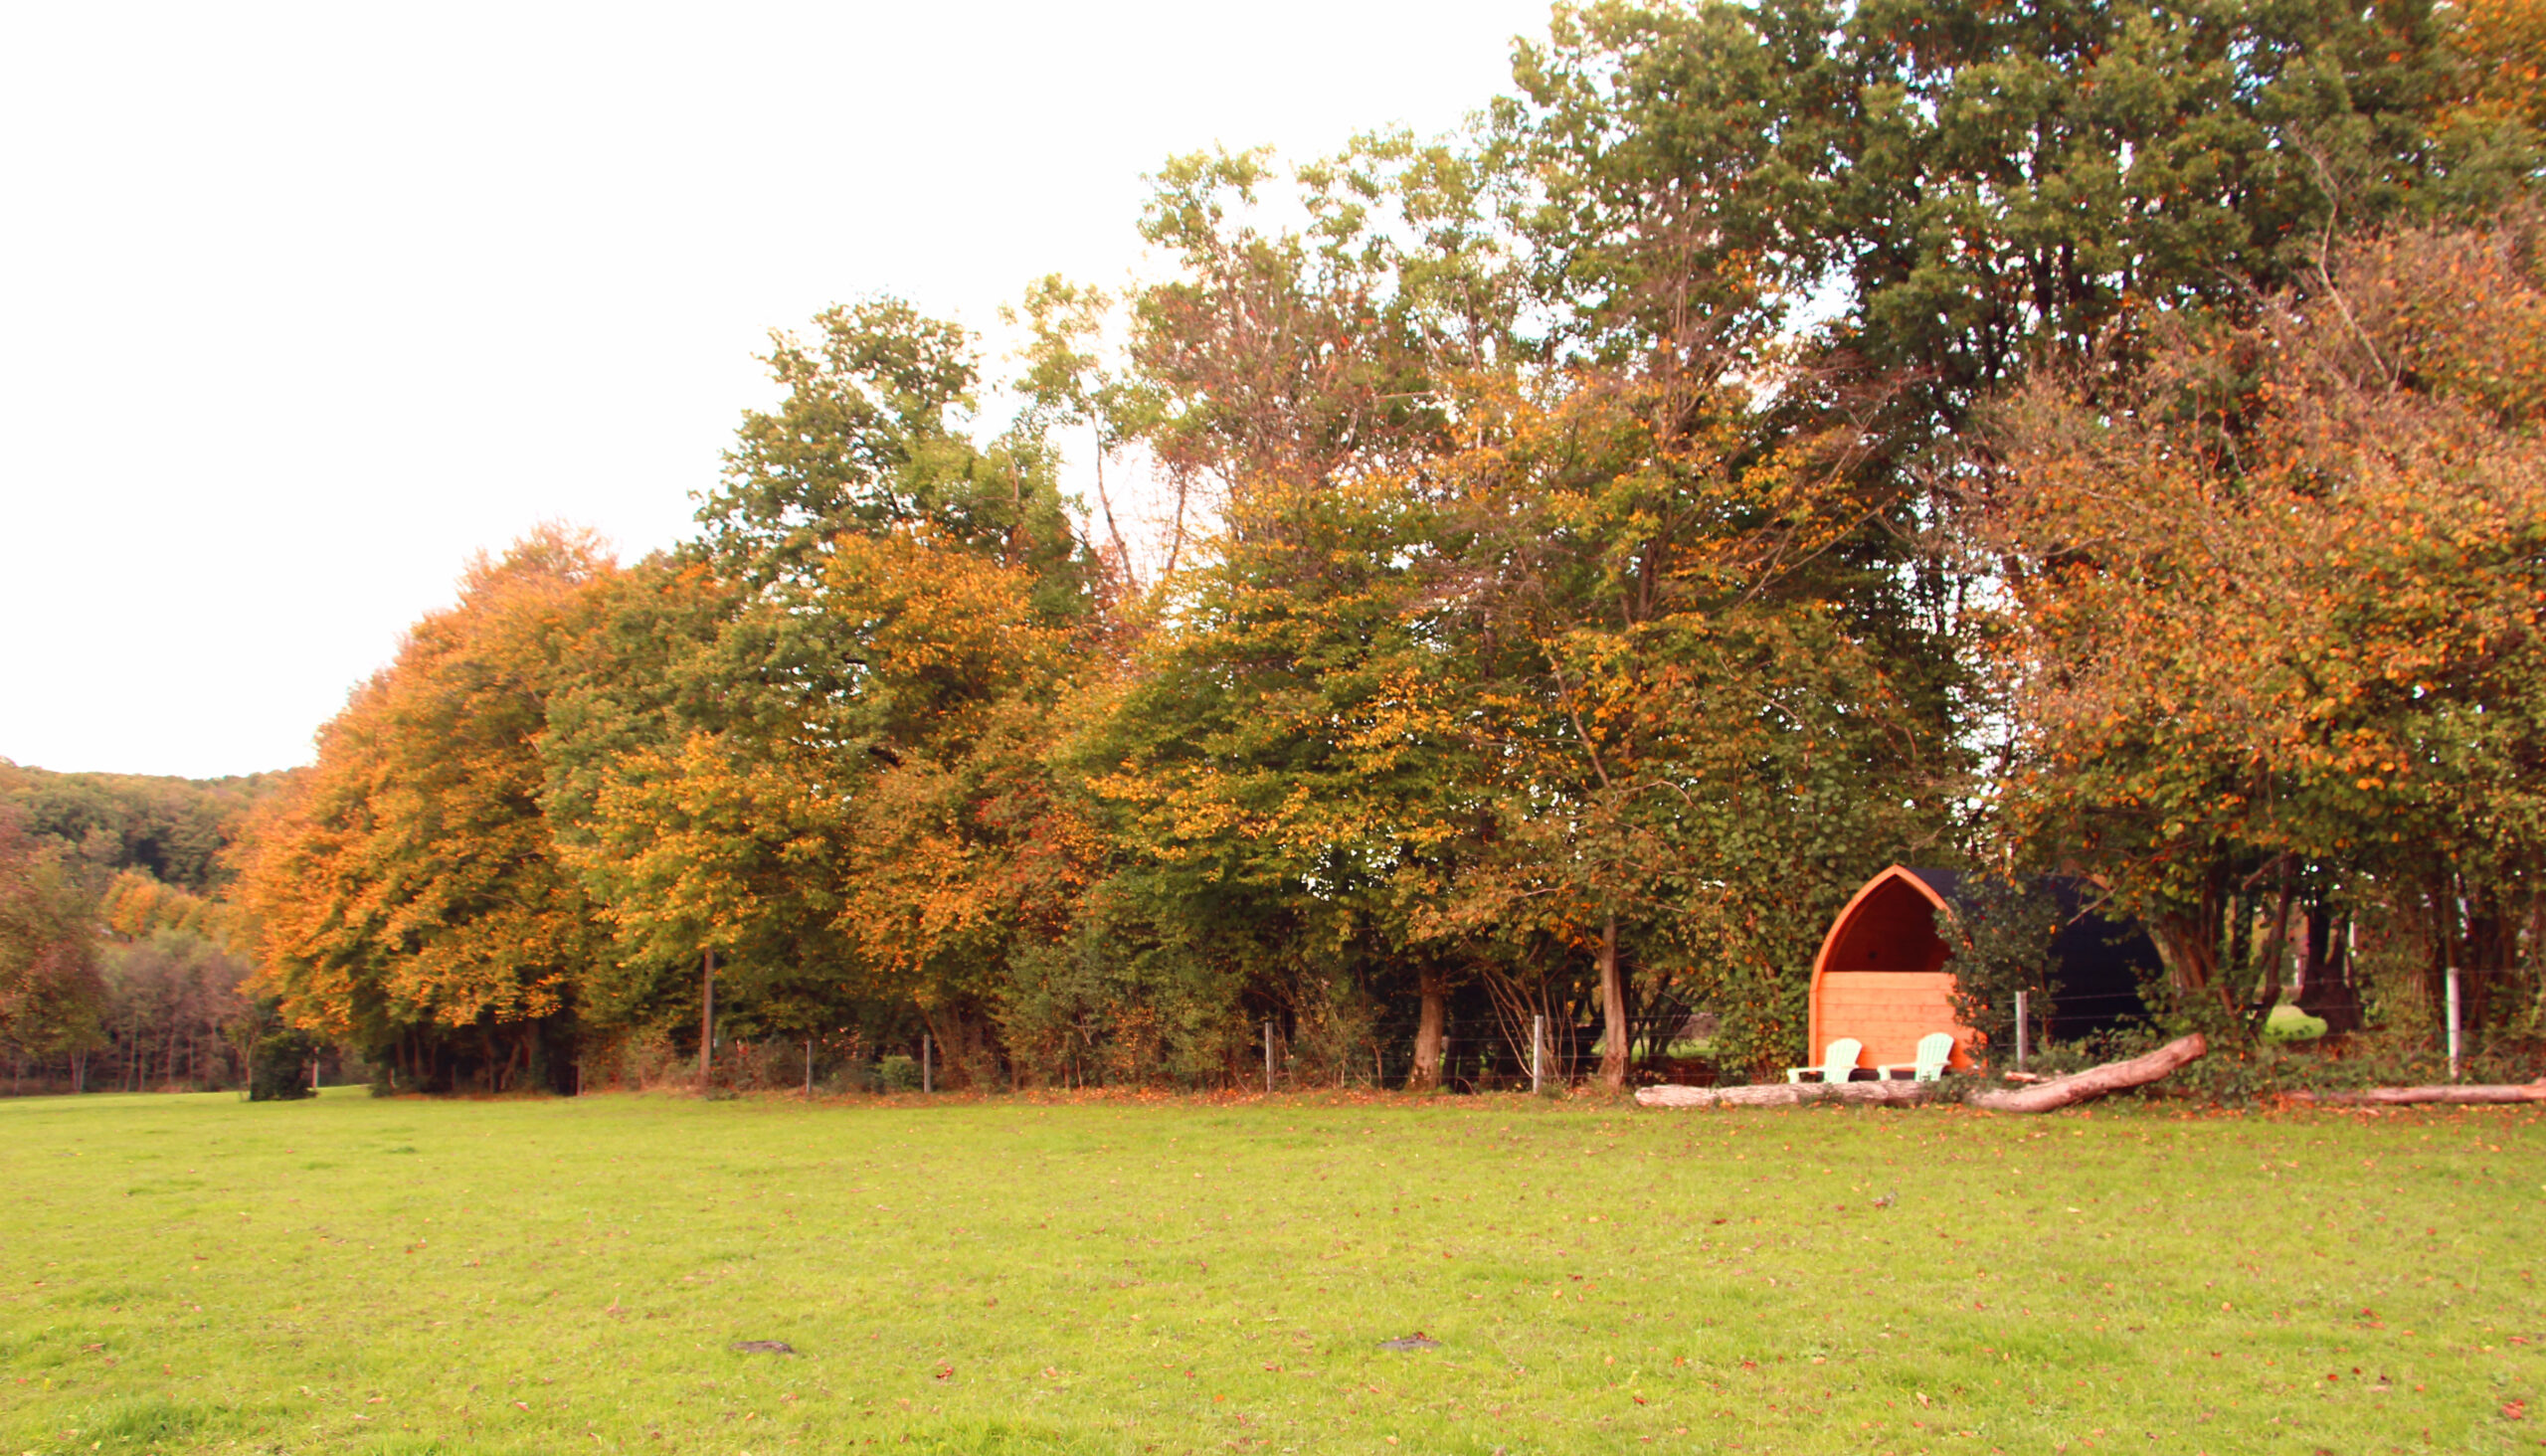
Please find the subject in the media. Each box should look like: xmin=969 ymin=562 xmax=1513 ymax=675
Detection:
xmin=0 ymin=0 xmax=1555 ymax=780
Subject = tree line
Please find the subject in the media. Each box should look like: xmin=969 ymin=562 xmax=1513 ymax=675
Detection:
xmin=0 ymin=764 xmax=280 ymax=1091
xmin=12 ymin=0 xmax=2542 ymax=1096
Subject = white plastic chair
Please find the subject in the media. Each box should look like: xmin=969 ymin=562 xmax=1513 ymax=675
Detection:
xmin=1784 ymin=1037 xmax=1865 ymax=1084
xmin=1879 ymin=1031 xmax=1957 ymax=1082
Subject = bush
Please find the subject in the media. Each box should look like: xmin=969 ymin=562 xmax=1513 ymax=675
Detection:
xmin=878 ymin=1053 xmax=922 ymax=1091
xmin=618 ymin=1029 xmax=683 ymax=1089
xmin=248 ymin=1029 xmax=318 ymax=1102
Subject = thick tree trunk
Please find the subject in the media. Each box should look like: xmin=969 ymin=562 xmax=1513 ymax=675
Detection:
xmin=2294 ymin=906 xmax=2365 ymax=1034
xmin=1598 ymin=916 xmax=1627 ymax=1091
xmin=960 ymin=1013 xmax=990 ymax=1090
xmin=1410 ymin=970 xmax=1447 ymax=1089
xmin=2249 ymin=878 xmax=2296 ymax=1035
xmin=2148 ymin=907 xmax=2220 ymax=1011
xmin=1969 ymin=1034 xmax=2208 ymax=1112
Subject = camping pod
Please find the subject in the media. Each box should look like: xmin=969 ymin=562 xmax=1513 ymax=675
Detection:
xmin=1804 ymin=865 xmax=2158 ymax=1078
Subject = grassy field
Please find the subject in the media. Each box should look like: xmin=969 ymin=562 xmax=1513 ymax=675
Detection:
xmin=2 ymin=1088 xmax=2539 ymax=1455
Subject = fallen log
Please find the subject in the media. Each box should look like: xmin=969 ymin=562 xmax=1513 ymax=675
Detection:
xmin=2283 ymin=1083 xmax=2546 ymax=1107
xmin=1634 ymin=1078 xmax=1940 ymax=1109
xmin=1968 ymin=1033 xmax=2208 ymax=1113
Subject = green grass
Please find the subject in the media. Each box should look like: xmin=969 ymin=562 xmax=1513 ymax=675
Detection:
xmin=3 ymin=1088 xmax=2540 ymax=1455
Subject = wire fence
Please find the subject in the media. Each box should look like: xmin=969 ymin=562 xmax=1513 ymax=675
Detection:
xmin=577 ymin=1015 xmax=1647 ymax=1098
xmin=628 ymin=970 xmax=2544 ymax=1097
xmin=7 ymin=970 xmax=2534 ymax=1098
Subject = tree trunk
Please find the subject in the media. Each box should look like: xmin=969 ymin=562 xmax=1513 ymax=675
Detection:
xmin=2249 ymin=878 xmax=2296 ymax=1035
xmin=1410 ymin=969 xmax=1447 ymax=1089
xmin=2223 ymin=891 xmax=2254 ymax=1018
xmin=2294 ymin=905 xmax=2365 ymax=1034
xmin=2148 ymin=894 xmax=2224 ymax=1010
xmin=2284 ymin=1082 xmax=2546 ymax=1106
xmin=1598 ymin=916 xmax=1628 ymax=1091
xmin=2463 ymin=884 xmax=2511 ymax=1030
xmin=1969 ymin=1033 xmax=2208 ymax=1112
xmin=697 ymin=949 xmax=717 ymax=1091
xmin=1636 ymin=1079 xmax=1939 ymax=1108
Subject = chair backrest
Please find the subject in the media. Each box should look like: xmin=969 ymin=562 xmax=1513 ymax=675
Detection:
xmin=1912 ymin=1031 xmax=1955 ymax=1081
xmin=1821 ymin=1038 xmax=1864 ymax=1079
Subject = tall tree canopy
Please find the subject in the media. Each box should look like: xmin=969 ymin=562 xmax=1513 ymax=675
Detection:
xmin=1986 ymin=213 xmax=2546 ymax=1032
xmin=237 ymin=528 xmax=615 ymax=1092
xmin=207 ymin=0 xmax=2544 ymax=1095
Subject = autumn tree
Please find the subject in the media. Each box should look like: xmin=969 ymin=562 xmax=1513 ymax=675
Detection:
xmin=237 ymin=527 xmax=616 ymax=1091
xmin=0 ymin=814 xmax=106 ymax=1089
xmin=1421 ymin=368 xmax=1949 ymax=1086
xmin=1984 ymin=215 xmax=2546 ymax=1036
xmin=95 ymin=929 xmax=253 ymax=1092
xmin=543 ymin=299 xmax=1098 ymax=1083
xmin=1060 ymin=139 xmax=1536 ymax=1088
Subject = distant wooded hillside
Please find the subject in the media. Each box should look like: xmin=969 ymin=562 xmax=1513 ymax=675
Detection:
xmin=0 ymin=760 xmax=297 ymax=893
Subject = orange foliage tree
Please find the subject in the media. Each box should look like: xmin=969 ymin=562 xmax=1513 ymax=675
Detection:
xmin=236 ymin=527 xmax=616 ymax=1091
xmin=1985 ymin=217 xmax=2546 ymax=1032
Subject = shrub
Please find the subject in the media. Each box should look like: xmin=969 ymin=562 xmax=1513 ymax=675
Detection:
xmin=248 ymin=1029 xmax=318 ymax=1102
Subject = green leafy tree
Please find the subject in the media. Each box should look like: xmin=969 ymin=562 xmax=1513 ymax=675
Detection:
xmin=543 ymin=301 xmax=1099 ymax=1084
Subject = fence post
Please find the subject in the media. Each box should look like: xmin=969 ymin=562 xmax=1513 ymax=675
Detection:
xmin=2015 ymin=991 xmax=2029 ymax=1074
xmin=922 ymin=1033 xmax=933 ymax=1095
xmin=1532 ymin=1013 xmax=1546 ymax=1095
xmin=2446 ymin=966 xmax=2461 ymax=1081
xmin=1263 ymin=1020 xmax=1274 ymax=1094
xmin=805 ymin=1038 xmax=814 ymax=1099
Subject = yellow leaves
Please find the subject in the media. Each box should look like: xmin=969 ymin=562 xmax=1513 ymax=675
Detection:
xmin=828 ymin=530 xmax=1055 ymax=684
xmin=234 ymin=529 xmax=619 ymax=1035
xmin=96 ymin=871 xmax=250 ymax=953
